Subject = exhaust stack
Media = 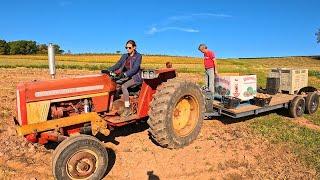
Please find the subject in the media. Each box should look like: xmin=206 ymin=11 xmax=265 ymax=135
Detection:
xmin=48 ymin=43 xmax=56 ymax=79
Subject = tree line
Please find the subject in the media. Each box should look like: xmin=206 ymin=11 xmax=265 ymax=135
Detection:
xmin=0 ymin=40 xmax=64 ymax=55
xmin=0 ymin=30 xmax=319 ymax=56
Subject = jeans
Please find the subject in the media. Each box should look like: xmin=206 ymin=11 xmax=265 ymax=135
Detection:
xmin=121 ymin=79 xmax=137 ymax=105
xmin=205 ymin=68 xmax=215 ymax=95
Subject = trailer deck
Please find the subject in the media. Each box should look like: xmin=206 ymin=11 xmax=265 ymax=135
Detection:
xmin=210 ymin=93 xmax=302 ymax=118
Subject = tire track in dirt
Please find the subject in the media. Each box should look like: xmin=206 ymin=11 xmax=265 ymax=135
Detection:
xmin=291 ymin=117 xmax=320 ymax=131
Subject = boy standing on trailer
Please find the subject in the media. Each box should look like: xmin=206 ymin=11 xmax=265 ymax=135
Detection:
xmin=198 ymin=44 xmax=218 ymax=98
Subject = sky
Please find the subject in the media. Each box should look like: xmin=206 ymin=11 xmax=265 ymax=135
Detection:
xmin=1 ymin=0 xmax=319 ymax=58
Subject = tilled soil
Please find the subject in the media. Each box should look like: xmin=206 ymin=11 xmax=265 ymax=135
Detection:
xmin=0 ymin=68 xmax=316 ymax=180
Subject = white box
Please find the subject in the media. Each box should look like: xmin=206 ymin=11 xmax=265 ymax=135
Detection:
xmin=214 ymin=74 xmax=257 ymax=101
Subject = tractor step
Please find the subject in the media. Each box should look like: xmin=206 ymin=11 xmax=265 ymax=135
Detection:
xmin=105 ymin=114 xmax=139 ymax=124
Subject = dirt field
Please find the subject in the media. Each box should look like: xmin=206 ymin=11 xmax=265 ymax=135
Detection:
xmin=0 ymin=68 xmax=318 ymax=180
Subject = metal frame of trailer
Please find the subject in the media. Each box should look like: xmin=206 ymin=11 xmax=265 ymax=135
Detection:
xmin=205 ymin=93 xmax=307 ymax=118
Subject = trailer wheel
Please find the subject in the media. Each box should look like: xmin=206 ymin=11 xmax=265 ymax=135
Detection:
xmin=289 ymin=96 xmax=305 ymax=118
xmin=52 ymin=135 xmax=108 ymax=180
xmin=147 ymin=79 xmax=205 ymax=149
xmin=305 ymin=92 xmax=319 ymax=114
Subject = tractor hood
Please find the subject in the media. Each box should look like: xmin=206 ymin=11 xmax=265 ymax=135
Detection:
xmin=16 ymin=74 xmax=116 ymax=103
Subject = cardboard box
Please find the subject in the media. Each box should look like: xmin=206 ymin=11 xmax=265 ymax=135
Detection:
xmin=214 ymin=74 xmax=257 ymax=101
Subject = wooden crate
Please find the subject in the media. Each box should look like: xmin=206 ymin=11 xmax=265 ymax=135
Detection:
xmin=268 ymin=68 xmax=308 ymax=94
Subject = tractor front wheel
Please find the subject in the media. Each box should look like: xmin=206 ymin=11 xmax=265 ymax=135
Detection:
xmin=148 ymin=79 xmax=205 ymax=149
xmin=52 ymin=135 xmax=108 ymax=180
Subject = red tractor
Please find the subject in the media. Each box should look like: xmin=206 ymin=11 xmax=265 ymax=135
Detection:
xmin=15 ymin=67 xmax=205 ymax=179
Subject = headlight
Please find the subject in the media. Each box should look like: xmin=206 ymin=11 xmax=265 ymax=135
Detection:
xmin=141 ymin=69 xmax=159 ymax=79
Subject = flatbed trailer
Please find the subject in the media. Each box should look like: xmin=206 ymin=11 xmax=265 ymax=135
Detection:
xmin=205 ymin=92 xmax=319 ymax=119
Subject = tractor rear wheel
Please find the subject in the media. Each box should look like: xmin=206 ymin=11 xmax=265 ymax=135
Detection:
xmin=52 ymin=135 xmax=108 ymax=180
xmin=147 ymin=79 xmax=205 ymax=149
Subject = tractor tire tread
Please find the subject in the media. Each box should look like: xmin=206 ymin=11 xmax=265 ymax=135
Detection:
xmin=147 ymin=79 xmax=205 ymax=149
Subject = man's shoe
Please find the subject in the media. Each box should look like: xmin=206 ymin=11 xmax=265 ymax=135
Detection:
xmin=121 ymin=107 xmax=132 ymax=117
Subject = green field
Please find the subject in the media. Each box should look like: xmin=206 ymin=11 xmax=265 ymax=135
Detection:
xmin=0 ymin=54 xmax=320 ymax=176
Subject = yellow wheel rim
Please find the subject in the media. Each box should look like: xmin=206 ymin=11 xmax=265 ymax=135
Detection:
xmin=172 ymin=95 xmax=199 ymax=137
xmin=66 ymin=149 xmax=98 ymax=180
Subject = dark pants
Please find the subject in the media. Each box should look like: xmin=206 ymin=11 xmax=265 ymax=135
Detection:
xmin=121 ymin=79 xmax=137 ymax=103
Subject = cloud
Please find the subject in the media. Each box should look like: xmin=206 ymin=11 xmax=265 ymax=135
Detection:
xmin=59 ymin=1 xmax=72 ymax=7
xmin=168 ymin=13 xmax=232 ymax=22
xmin=147 ymin=27 xmax=199 ymax=35
xmin=192 ymin=13 xmax=232 ymax=18
xmin=146 ymin=12 xmax=231 ymax=35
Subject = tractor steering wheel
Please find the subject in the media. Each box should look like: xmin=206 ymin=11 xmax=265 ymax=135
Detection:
xmin=101 ymin=69 xmax=129 ymax=84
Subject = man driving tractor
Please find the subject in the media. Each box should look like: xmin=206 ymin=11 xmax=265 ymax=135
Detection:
xmin=101 ymin=40 xmax=142 ymax=117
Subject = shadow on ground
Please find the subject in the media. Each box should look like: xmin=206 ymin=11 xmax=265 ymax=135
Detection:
xmin=212 ymin=108 xmax=290 ymax=125
xmin=97 ymin=117 xmax=149 ymax=145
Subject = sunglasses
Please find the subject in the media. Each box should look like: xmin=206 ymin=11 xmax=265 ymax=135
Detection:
xmin=125 ymin=46 xmax=133 ymax=49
